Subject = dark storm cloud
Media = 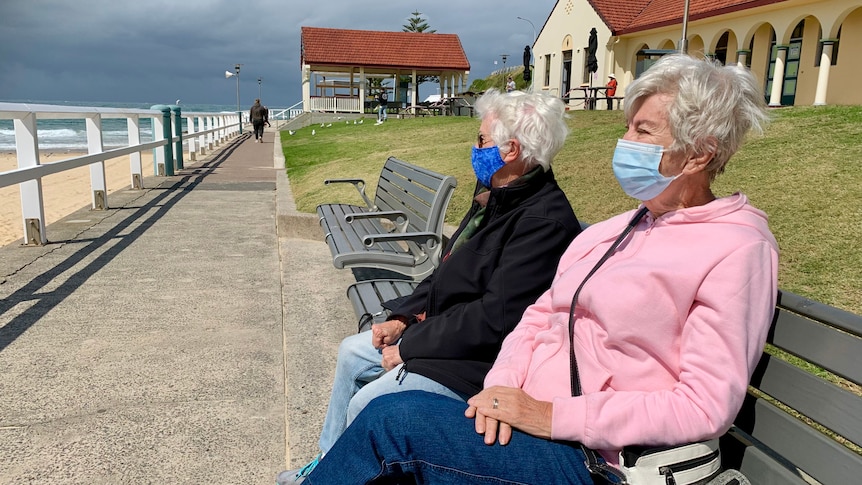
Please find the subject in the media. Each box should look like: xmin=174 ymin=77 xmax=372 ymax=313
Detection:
xmin=0 ymin=0 xmax=556 ymax=107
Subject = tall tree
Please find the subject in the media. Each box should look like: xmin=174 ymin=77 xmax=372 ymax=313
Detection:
xmin=403 ymin=10 xmax=436 ymax=33
xmin=402 ymin=11 xmax=438 ymax=87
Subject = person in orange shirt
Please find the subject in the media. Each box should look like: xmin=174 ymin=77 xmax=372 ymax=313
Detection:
xmin=606 ymin=73 xmax=618 ymax=110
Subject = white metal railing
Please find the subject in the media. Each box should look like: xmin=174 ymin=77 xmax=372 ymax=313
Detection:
xmin=0 ymin=102 xmax=241 ymax=245
xmin=270 ymin=101 xmax=304 ymax=120
xmin=308 ymin=96 xmax=362 ymax=113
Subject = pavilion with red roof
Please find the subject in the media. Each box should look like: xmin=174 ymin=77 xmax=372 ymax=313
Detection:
xmin=300 ymin=27 xmax=471 ymax=114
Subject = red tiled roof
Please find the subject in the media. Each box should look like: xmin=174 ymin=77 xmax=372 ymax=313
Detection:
xmin=588 ymin=0 xmax=789 ymax=35
xmin=301 ymin=27 xmax=470 ymax=71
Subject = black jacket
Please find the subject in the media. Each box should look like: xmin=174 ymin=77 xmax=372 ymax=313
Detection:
xmin=392 ymin=167 xmax=581 ymax=396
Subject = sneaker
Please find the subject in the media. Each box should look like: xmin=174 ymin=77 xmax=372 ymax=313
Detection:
xmin=276 ymin=453 xmax=322 ymax=484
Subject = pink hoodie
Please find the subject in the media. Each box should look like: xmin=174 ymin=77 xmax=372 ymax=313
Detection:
xmin=484 ymin=193 xmax=778 ymax=465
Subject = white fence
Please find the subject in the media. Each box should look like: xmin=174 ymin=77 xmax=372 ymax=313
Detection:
xmin=0 ymin=102 xmax=242 ymax=245
xmin=308 ymin=96 xmax=362 ymax=113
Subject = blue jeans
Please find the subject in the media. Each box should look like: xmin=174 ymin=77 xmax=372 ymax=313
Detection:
xmin=308 ymin=391 xmax=596 ymax=484
xmin=318 ymin=331 xmax=468 ymax=453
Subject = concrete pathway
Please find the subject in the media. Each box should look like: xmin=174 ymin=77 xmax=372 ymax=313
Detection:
xmin=0 ymin=127 xmax=356 ymax=484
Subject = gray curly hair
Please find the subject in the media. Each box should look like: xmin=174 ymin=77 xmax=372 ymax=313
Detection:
xmin=474 ymin=88 xmax=569 ymax=171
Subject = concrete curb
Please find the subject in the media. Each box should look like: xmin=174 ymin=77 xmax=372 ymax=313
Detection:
xmin=273 ymin=129 xmax=320 ymax=240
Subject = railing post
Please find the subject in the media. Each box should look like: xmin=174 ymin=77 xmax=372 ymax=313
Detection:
xmin=85 ymin=114 xmax=108 ymax=210
xmin=127 ymin=115 xmax=144 ymax=189
xmin=15 ymin=112 xmax=47 ymax=245
xmin=150 ymin=105 xmax=174 ymax=176
xmin=171 ymin=105 xmax=183 ymax=170
xmin=196 ymin=115 xmax=207 ymax=156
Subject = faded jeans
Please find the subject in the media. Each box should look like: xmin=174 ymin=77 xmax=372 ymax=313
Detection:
xmin=318 ymin=330 xmax=468 ymax=453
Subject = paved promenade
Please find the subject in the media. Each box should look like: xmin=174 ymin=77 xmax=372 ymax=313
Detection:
xmin=0 ymin=128 xmax=356 ymax=484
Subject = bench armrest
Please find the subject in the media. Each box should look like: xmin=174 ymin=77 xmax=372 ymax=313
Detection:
xmin=345 ymin=210 xmax=407 ymax=226
xmin=324 ymin=178 xmax=374 ymax=209
xmin=363 ymin=231 xmax=441 ymax=248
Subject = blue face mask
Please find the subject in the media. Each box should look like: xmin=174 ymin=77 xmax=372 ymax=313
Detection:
xmin=612 ymin=139 xmax=679 ymax=201
xmin=471 ymin=145 xmax=506 ymax=188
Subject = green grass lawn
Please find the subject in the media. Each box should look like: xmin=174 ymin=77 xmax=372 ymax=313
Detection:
xmin=281 ymin=106 xmax=862 ymax=316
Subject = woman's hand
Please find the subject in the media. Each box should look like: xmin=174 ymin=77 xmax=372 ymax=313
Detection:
xmin=465 ymin=386 xmax=553 ymax=445
xmin=371 ymin=319 xmax=407 ymax=349
xmin=381 ymin=345 xmax=403 ymax=371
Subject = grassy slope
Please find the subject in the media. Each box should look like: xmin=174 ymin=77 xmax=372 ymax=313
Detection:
xmin=282 ymin=106 xmax=862 ymax=315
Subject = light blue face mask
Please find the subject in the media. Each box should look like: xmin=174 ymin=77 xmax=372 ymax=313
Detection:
xmin=612 ymin=139 xmax=679 ymax=201
xmin=471 ymin=145 xmax=506 ymax=188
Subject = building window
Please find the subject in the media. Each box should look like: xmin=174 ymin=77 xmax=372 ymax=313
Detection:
xmin=544 ymin=54 xmax=552 ymax=86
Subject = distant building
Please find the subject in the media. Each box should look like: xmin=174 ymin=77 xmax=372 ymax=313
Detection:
xmin=534 ymin=0 xmax=862 ymax=107
xmin=300 ymin=27 xmax=470 ymax=114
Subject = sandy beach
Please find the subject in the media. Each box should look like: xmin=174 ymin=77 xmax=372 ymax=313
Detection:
xmin=0 ymin=151 xmax=155 ymax=246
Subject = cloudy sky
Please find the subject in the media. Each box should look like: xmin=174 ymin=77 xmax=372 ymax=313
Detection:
xmin=0 ymin=0 xmax=558 ymax=109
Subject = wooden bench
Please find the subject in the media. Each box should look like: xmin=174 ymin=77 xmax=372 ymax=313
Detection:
xmin=720 ymin=289 xmax=862 ymax=484
xmin=316 ymin=157 xmax=457 ymax=280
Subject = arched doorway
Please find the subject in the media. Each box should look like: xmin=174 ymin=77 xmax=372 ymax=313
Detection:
xmin=767 ymin=20 xmax=805 ymax=106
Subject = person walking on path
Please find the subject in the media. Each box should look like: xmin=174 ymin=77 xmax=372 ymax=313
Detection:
xmin=249 ymin=98 xmax=269 ymax=142
xmin=375 ymin=90 xmax=388 ymax=125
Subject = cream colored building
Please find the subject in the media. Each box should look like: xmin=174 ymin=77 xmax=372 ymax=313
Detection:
xmin=533 ymin=0 xmax=862 ymax=108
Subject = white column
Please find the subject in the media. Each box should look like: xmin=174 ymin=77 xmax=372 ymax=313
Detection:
xmin=302 ymin=64 xmax=311 ymax=112
xmin=85 ymin=114 xmax=108 ymax=210
xmin=127 ymin=116 xmax=144 ymax=189
xmin=769 ymin=46 xmax=788 ymax=107
xmin=152 ymin=116 xmax=166 ymax=175
xmin=15 ymin=112 xmax=47 ymax=245
xmin=359 ymin=67 xmax=366 ymax=115
xmin=814 ymin=40 xmax=836 ymax=106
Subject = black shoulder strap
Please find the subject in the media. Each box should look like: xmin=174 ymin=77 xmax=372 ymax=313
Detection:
xmin=567 ymin=207 xmax=648 ymax=484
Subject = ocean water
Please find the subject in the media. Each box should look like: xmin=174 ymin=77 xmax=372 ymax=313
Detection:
xmin=0 ymin=100 xmax=236 ymax=152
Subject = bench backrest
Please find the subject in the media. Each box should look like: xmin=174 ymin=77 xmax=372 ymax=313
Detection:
xmin=372 ymin=156 xmax=457 ymax=235
xmin=723 ymin=290 xmax=862 ymax=485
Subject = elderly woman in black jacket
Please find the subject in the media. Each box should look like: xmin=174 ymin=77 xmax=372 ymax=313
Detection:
xmin=278 ymin=88 xmax=582 ymax=484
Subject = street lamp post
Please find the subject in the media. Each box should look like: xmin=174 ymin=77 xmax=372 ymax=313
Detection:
xmin=500 ymin=54 xmax=509 ymax=90
xmin=516 ymin=16 xmax=536 ymax=46
xmin=258 ymin=77 xmax=262 ymax=99
xmin=234 ymin=63 xmax=242 ymax=134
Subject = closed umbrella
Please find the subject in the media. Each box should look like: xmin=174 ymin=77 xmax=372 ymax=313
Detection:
xmin=522 ymin=45 xmax=532 ymax=83
xmin=586 ymin=27 xmax=599 ymax=108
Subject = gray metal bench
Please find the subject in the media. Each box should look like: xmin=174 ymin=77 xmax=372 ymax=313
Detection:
xmin=346 ymin=279 xmax=420 ymax=333
xmin=721 ymin=290 xmax=862 ymax=484
xmin=316 ymin=157 xmax=457 ymax=280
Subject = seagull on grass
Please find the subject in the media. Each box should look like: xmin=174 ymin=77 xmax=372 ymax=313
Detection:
xmin=288 ymin=130 xmax=295 ymax=135
xmin=312 ymin=129 xmax=316 ymax=136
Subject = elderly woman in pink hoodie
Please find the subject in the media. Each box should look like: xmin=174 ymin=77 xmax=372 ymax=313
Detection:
xmin=302 ymin=54 xmax=779 ymax=485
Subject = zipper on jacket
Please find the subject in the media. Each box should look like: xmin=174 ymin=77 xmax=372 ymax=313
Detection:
xmin=658 ymin=448 xmax=719 ymax=485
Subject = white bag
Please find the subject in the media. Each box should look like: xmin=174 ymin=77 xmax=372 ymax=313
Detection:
xmin=618 ymin=439 xmax=721 ymax=485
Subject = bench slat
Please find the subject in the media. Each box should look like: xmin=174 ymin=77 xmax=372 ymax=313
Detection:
xmin=752 ymin=354 xmax=862 ymax=445
xmin=347 ymin=279 xmax=420 ymax=332
xmin=736 ymin=396 xmax=862 ymax=485
xmin=770 ymin=306 xmax=862 ymax=385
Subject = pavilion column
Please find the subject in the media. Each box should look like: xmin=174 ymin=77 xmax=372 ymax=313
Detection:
xmin=302 ymin=64 xmax=311 ymax=112
xmin=736 ymin=50 xmax=750 ymax=68
xmin=359 ymin=67 xmax=366 ymax=114
xmin=768 ymin=45 xmax=788 ymax=107
xmin=411 ymin=70 xmax=418 ymax=110
xmin=814 ymin=39 xmax=837 ymax=106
